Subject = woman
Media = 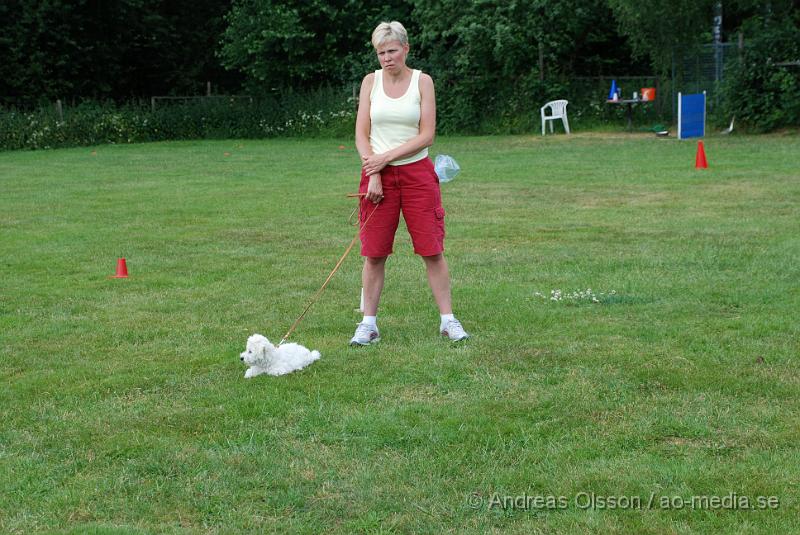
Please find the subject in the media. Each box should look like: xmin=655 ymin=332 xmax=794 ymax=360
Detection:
xmin=350 ymin=21 xmax=469 ymax=346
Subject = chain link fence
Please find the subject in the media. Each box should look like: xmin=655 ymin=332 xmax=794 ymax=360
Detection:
xmin=672 ymin=42 xmax=744 ymax=116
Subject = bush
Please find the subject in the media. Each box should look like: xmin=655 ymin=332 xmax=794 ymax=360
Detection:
xmin=721 ymin=19 xmax=800 ymax=132
xmin=2 ymin=73 xmax=675 ymax=151
xmin=0 ymin=87 xmax=356 ymax=151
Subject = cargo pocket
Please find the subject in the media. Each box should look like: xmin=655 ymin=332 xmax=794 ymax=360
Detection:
xmin=434 ymin=206 xmax=446 ymax=238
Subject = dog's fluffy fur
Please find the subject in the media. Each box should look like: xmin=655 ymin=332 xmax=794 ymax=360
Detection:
xmin=240 ymin=334 xmax=320 ymax=378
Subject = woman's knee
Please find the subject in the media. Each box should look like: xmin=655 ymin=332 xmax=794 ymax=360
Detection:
xmin=365 ymin=256 xmax=388 ymax=267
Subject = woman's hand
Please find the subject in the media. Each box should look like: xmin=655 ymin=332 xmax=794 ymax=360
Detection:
xmin=365 ymin=174 xmax=384 ymax=204
xmin=362 ymin=152 xmax=390 ymax=177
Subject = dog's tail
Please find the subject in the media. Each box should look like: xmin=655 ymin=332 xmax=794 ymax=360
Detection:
xmin=311 ymin=350 xmax=321 ymax=360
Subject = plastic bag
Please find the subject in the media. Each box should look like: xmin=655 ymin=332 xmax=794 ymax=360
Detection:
xmin=434 ymin=154 xmax=460 ymax=183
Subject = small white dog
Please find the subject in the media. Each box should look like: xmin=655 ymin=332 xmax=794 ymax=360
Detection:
xmin=239 ymin=334 xmax=320 ymax=378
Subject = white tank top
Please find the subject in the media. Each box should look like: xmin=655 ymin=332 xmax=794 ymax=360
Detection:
xmin=369 ymin=68 xmax=428 ymax=166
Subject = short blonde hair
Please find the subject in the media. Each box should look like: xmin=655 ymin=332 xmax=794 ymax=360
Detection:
xmin=371 ymin=21 xmax=408 ymax=49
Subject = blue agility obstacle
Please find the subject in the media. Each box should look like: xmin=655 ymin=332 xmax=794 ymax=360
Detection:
xmin=678 ymin=91 xmax=706 ymax=139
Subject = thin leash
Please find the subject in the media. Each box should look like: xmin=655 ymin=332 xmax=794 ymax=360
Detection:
xmin=278 ymin=193 xmax=378 ymax=345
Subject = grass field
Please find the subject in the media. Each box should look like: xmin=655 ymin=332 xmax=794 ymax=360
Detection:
xmin=2 ymin=133 xmax=799 ymax=534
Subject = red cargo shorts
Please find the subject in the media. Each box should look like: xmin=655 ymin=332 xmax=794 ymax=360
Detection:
xmin=358 ymin=157 xmax=445 ymax=257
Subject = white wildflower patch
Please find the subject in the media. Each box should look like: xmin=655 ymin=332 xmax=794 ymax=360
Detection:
xmin=533 ymin=288 xmax=617 ymax=303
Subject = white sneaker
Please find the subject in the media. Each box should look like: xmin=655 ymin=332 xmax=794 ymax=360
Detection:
xmin=441 ymin=319 xmax=470 ymax=341
xmin=350 ymin=322 xmax=380 ymax=346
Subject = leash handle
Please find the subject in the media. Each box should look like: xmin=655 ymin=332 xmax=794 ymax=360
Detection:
xmin=279 ymin=197 xmax=380 ymax=344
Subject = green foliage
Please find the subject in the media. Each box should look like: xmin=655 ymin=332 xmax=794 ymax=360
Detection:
xmin=0 ymin=0 xmax=237 ymax=106
xmin=3 ymin=0 xmax=796 ymax=139
xmin=217 ymin=0 xmax=640 ymax=132
xmin=218 ymin=0 xmax=411 ymax=94
xmin=410 ymin=0 xmax=638 ymax=133
xmin=0 ymin=89 xmax=355 ymax=151
xmin=721 ymin=17 xmax=800 ymax=131
xmin=607 ymin=0 xmax=717 ymax=76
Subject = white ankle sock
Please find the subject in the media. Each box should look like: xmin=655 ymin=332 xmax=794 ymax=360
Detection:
xmin=440 ymin=313 xmax=455 ymax=331
xmin=362 ymin=315 xmax=377 ymax=327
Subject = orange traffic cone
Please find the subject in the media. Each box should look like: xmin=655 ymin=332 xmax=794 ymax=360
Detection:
xmin=695 ymin=141 xmax=708 ymax=169
xmin=111 ymin=257 xmax=129 ymax=278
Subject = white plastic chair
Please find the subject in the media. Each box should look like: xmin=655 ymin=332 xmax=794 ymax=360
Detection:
xmin=540 ymin=100 xmax=570 ymax=135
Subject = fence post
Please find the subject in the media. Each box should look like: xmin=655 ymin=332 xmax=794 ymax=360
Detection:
xmin=538 ymin=42 xmax=544 ymax=81
xmin=207 ymin=81 xmax=211 ymax=96
xmin=655 ymin=77 xmax=661 ymax=116
xmin=671 ymin=49 xmax=676 ymax=122
xmin=55 ymin=99 xmax=63 ymax=121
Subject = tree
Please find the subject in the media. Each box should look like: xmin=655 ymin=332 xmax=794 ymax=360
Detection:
xmin=607 ymin=0 xmax=718 ymax=76
xmin=0 ymin=0 xmax=91 ymax=105
xmin=721 ymin=13 xmax=800 ymax=130
xmin=409 ymin=0 xmax=636 ymax=130
xmin=218 ymin=0 xmax=411 ymax=94
xmin=0 ymin=0 xmax=237 ymax=106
